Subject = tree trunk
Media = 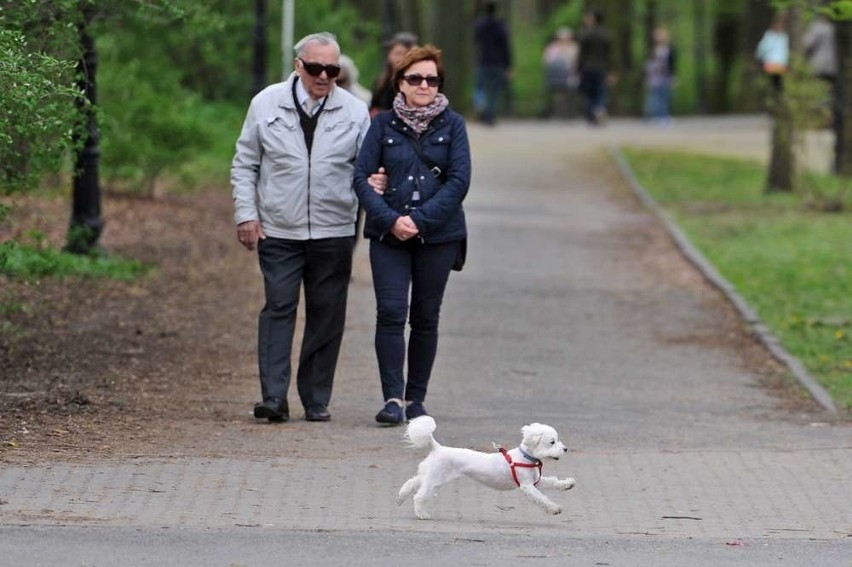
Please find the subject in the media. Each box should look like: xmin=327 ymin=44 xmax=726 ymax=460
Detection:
xmin=430 ymin=1 xmax=472 ymax=114
xmin=590 ymin=0 xmax=635 ymax=115
xmin=767 ymin=86 xmax=794 ymax=191
xmin=712 ymin=0 xmax=740 ymax=113
xmin=739 ymin=0 xmax=774 ymax=111
xmin=348 ymin=0 xmax=381 ymax=20
xmin=251 ymin=0 xmax=268 ymax=98
xmin=836 ymin=21 xmax=852 ymax=175
xmin=694 ymin=0 xmax=708 ymax=113
xmin=66 ymin=3 xmax=103 ymax=255
xmin=394 ymin=0 xmax=422 ymax=40
xmin=645 ymin=0 xmax=658 ymax=55
xmin=535 ymin=0 xmax=562 ymax=23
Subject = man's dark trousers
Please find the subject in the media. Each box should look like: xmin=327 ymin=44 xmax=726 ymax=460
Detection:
xmin=257 ymin=236 xmax=354 ymax=412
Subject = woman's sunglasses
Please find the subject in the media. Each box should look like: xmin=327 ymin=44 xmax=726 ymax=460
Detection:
xmin=402 ymin=74 xmax=441 ymax=87
xmin=299 ymin=58 xmax=342 ymax=79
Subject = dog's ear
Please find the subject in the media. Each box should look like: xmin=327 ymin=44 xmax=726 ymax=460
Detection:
xmin=521 ymin=424 xmax=544 ymax=446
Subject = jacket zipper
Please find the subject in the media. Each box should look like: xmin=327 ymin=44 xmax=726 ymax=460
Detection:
xmin=306 ymin=152 xmax=312 ymax=237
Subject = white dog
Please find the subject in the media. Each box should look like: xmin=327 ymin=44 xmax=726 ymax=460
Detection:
xmin=397 ymin=416 xmax=575 ymax=519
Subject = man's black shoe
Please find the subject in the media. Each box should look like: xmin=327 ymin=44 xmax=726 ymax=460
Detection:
xmin=305 ymin=405 xmax=331 ymax=422
xmin=253 ymin=398 xmax=289 ymax=422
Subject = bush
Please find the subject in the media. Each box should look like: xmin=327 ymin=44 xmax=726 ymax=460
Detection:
xmin=98 ymin=48 xmax=211 ymax=195
xmin=0 ymin=27 xmax=80 ymax=193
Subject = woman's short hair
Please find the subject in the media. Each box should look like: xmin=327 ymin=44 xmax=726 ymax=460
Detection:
xmin=392 ymin=44 xmax=445 ymax=93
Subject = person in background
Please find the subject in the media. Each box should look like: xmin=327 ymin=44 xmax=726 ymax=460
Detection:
xmin=370 ymin=31 xmax=419 ymax=118
xmin=644 ymin=26 xmax=676 ymax=124
xmin=473 ymin=1 xmax=512 ymax=125
xmin=803 ymin=13 xmax=837 ymax=131
xmin=337 ymin=54 xmax=372 ymax=105
xmin=231 ymin=32 xmax=381 ymax=424
xmin=804 ymin=14 xmax=837 ymax=86
xmin=354 ymin=45 xmax=471 ymax=425
xmin=577 ymin=8 xmax=613 ymax=126
xmin=755 ymin=13 xmax=789 ymax=92
xmin=541 ymin=26 xmax=578 ymax=119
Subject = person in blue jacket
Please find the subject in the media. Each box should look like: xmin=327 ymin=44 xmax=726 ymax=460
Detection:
xmin=354 ymin=44 xmax=471 ymax=425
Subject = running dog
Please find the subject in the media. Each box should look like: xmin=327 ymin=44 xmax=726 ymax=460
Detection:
xmin=397 ymin=416 xmax=576 ymax=519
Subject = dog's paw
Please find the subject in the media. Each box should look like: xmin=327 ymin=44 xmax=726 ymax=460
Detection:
xmin=559 ymin=478 xmax=576 ymax=491
xmin=415 ymin=510 xmax=431 ymax=520
xmin=395 ymin=495 xmax=405 ymax=506
xmin=548 ymin=504 xmax=563 ymax=515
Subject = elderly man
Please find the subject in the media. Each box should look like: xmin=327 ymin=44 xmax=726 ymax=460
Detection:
xmin=232 ymin=32 xmax=376 ymax=423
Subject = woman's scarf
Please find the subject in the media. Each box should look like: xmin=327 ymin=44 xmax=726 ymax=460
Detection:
xmin=393 ymin=92 xmax=449 ymax=134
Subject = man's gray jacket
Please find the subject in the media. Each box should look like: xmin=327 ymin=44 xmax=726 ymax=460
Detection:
xmin=231 ymin=74 xmax=371 ymax=240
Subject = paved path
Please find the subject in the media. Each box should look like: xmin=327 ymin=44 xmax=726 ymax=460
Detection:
xmin=1 ymin=118 xmax=850 ymax=565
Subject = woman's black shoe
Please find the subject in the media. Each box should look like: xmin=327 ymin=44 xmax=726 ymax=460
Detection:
xmin=375 ymin=401 xmax=404 ymax=425
xmin=405 ymin=401 xmax=428 ymax=420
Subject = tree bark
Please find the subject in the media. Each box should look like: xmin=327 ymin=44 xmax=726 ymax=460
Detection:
xmin=694 ymin=0 xmax=708 ymax=114
xmin=535 ymin=0 xmax=562 ymax=23
xmin=394 ymin=0 xmax=422 ymax=40
xmin=739 ymin=0 xmax=775 ymax=111
xmin=645 ymin=0 xmax=658 ymax=55
xmin=430 ymin=1 xmax=472 ymax=113
xmin=835 ymin=21 xmax=852 ymax=175
xmin=712 ymin=0 xmax=740 ymax=113
xmin=767 ymin=85 xmax=794 ymax=191
xmin=66 ymin=3 xmax=103 ymax=255
xmin=251 ymin=0 xmax=268 ymax=98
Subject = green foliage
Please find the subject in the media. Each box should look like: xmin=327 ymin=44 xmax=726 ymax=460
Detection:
xmin=171 ymin=101 xmax=247 ymax=189
xmin=0 ymin=14 xmax=80 ymax=193
xmin=98 ymin=48 xmax=211 ymax=194
xmin=623 ymin=148 xmax=852 ymax=410
xmin=87 ymin=0 xmax=381 ymax=192
xmin=825 ymin=0 xmax=852 ymax=19
xmin=287 ymin=0 xmax=382 ymax=89
xmin=0 ymin=235 xmax=150 ymax=281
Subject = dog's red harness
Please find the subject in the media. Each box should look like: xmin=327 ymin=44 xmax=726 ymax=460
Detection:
xmin=499 ymin=447 xmax=542 ymax=487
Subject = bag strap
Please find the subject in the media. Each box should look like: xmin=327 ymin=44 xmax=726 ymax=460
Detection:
xmin=409 ymin=136 xmax=447 ymax=183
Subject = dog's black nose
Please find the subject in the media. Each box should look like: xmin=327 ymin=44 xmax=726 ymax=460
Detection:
xmin=562 ymin=447 xmax=568 ymax=453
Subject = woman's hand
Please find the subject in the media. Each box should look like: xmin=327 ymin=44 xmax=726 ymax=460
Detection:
xmin=391 ymin=216 xmax=419 ymax=241
xmin=368 ymin=167 xmax=388 ymax=195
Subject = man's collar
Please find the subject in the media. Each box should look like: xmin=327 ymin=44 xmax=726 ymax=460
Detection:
xmin=295 ymin=77 xmax=326 ymax=114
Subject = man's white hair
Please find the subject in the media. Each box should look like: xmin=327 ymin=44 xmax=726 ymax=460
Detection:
xmin=294 ymin=32 xmax=340 ymax=58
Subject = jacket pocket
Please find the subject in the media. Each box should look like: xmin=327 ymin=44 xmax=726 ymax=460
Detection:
xmin=261 ymin=115 xmax=301 ymax=161
xmin=381 ymin=133 xmax=406 ymax=162
xmin=423 ymin=132 xmax=451 ymax=168
xmin=321 ymin=119 xmax=359 ymax=161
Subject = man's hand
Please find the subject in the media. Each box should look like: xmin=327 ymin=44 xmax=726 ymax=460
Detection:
xmin=237 ymin=220 xmax=266 ymax=251
xmin=391 ymin=216 xmax=419 ymax=241
xmin=368 ymin=167 xmax=388 ymax=195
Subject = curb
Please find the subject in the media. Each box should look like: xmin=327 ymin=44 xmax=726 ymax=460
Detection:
xmin=609 ymin=146 xmax=838 ymax=414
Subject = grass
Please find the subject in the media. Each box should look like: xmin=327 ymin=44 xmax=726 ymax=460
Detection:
xmin=0 ymin=240 xmax=150 ymax=282
xmin=622 ymin=148 xmax=852 ymax=411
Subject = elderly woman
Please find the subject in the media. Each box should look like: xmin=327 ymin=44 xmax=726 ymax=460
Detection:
xmin=354 ymin=45 xmax=471 ymax=425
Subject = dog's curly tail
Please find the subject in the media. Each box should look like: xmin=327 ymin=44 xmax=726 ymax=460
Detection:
xmin=404 ymin=415 xmax=438 ymax=449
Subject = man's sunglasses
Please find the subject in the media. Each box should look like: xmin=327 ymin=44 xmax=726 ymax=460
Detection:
xmin=402 ymin=74 xmax=441 ymax=87
xmin=299 ymin=58 xmax=341 ymax=78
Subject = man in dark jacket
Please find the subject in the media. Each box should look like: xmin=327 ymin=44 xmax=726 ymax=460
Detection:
xmin=577 ymin=8 xmax=612 ymax=125
xmin=473 ymin=2 xmax=512 ymax=125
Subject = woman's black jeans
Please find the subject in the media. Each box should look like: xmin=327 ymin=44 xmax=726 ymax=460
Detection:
xmin=369 ymin=238 xmax=461 ymax=404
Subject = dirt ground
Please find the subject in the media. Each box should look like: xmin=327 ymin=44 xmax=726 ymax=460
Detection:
xmin=0 ymin=188 xmax=277 ymax=462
